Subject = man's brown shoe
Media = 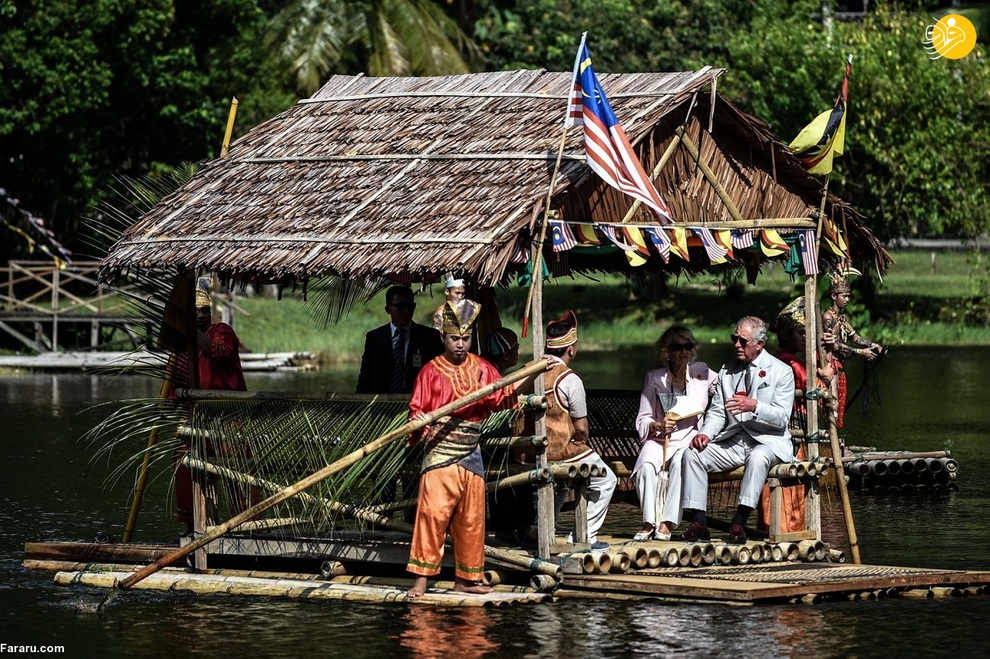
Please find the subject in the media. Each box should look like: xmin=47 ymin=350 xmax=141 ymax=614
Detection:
xmin=727 ymin=523 xmax=747 ymax=544
xmin=680 ymin=522 xmax=711 ymax=542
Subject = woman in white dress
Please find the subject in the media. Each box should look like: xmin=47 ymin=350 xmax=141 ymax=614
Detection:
xmin=632 ymin=324 xmax=717 ymax=541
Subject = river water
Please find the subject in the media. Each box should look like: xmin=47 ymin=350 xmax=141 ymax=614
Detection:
xmin=2 ymin=347 xmax=989 ymax=658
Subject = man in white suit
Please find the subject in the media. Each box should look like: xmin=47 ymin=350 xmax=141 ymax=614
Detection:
xmin=679 ymin=316 xmax=795 ymax=543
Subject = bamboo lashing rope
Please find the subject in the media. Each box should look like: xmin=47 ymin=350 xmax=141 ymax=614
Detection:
xmin=118 ymin=359 xmax=549 ymax=589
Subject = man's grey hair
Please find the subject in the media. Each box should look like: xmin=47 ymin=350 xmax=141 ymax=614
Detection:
xmin=736 ymin=316 xmax=767 ymax=343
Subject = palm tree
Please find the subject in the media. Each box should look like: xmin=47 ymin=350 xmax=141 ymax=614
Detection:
xmin=269 ymin=0 xmax=481 ymax=96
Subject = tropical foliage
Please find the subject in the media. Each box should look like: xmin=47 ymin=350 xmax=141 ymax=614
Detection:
xmin=1 ymin=0 xmax=988 ymax=264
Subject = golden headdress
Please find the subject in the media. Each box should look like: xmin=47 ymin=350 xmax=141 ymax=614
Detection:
xmin=441 ymin=298 xmax=481 ymax=335
xmin=195 ymin=277 xmax=212 ymax=308
xmin=546 ymin=310 xmax=578 ymax=349
xmin=774 ymin=296 xmax=806 ymax=336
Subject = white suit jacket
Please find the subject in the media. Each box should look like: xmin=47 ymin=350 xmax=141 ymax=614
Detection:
xmin=699 ymin=348 xmax=796 ymax=464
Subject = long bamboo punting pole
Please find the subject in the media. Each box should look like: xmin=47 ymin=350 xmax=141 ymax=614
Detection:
xmin=118 ymin=359 xmax=549 ymax=590
xmin=823 ymin=392 xmax=861 ymax=564
xmin=122 ymin=353 xmax=177 ymax=542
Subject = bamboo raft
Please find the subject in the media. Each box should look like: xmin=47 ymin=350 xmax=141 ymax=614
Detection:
xmin=842 ymin=448 xmax=960 ymax=493
xmin=23 ymin=532 xmax=990 ymax=606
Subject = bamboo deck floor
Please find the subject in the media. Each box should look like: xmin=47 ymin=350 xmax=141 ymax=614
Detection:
xmin=23 ymin=538 xmax=990 ymax=606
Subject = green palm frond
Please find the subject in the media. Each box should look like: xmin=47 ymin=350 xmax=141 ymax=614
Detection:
xmin=269 ymin=0 xmax=480 ymax=95
xmin=308 ymin=276 xmax=387 ymax=329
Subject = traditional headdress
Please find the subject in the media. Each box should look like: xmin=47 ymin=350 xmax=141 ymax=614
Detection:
xmin=445 ymin=276 xmax=465 ymax=289
xmin=828 ymin=266 xmax=861 ymax=296
xmin=195 ymin=277 xmax=212 ymax=308
xmin=441 ymin=298 xmax=481 ymax=334
xmin=774 ymin=296 xmax=806 ymax=335
xmin=487 ymin=327 xmax=518 ymax=357
xmin=546 ymin=310 xmax=578 ymax=349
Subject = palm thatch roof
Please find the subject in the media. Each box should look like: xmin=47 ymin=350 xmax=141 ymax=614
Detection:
xmin=99 ymin=69 xmax=890 ymax=287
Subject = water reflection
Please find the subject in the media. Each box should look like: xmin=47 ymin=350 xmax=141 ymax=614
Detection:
xmin=400 ymin=607 xmax=497 ymax=658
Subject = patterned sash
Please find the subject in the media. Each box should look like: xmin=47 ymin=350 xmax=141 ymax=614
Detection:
xmin=421 ymin=417 xmax=482 ymax=473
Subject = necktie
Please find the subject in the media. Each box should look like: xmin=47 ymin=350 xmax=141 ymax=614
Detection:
xmin=744 ymin=364 xmax=753 ymax=394
xmin=391 ymin=328 xmax=407 ymax=393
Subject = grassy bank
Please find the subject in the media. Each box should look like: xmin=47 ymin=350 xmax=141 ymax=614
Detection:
xmin=233 ymin=249 xmax=988 ymax=361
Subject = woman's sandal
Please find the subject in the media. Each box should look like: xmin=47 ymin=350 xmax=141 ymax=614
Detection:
xmin=633 ymin=526 xmax=655 ymax=541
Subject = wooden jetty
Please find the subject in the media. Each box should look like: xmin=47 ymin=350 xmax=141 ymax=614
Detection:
xmin=0 ymin=349 xmax=316 ymax=372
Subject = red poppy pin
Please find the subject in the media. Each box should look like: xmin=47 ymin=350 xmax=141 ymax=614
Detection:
xmin=758 ymin=370 xmax=766 ymax=378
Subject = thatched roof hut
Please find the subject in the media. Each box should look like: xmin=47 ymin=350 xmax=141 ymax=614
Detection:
xmin=99 ymin=68 xmax=890 ymax=287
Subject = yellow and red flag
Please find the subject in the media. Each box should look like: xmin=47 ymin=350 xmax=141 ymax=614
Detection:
xmin=789 ymin=55 xmax=852 ymax=175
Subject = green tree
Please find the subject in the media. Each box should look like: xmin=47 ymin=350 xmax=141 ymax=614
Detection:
xmin=268 ymin=0 xmax=482 ymax=96
xmin=0 ymin=0 xmax=292 ymax=260
xmin=720 ymin=2 xmax=990 ymax=241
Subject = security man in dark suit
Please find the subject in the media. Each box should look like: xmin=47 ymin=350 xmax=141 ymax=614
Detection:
xmin=356 ymin=285 xmax=444 ymax=394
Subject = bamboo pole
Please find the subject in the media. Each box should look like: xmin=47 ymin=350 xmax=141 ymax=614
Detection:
xmin=521 ymin=126 xmax=569 ymax=338
xmin=220 ymin=97 xmax=238 ymax=157
xmin=675 ymin=127 xmax=744 ymax=223
xmin=804 ymin=273 xmax=823 ymax=541
xmin=823 ymin=392 xmax=861 ymax=564
xmin=118 ymin=359 xmax=549 ymax=589
xmin=122 ymin=354 xmax=177 ymax=542
xmin=182 ymin=456 xmax=411 ymax=532
xmin=618 ymin=133 xmax=683 ymax=224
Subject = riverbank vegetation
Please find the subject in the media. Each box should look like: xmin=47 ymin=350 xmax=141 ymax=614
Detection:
xmin=235 ymin=249 xmax=990 ymax=360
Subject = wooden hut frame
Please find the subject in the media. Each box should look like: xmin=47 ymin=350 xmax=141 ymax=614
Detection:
xmin=99 ymin=69 xmax=890 ymax=563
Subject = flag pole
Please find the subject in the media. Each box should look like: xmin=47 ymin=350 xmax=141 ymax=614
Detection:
xmin=521 ymin=127 xmax=570 ymax=338
xmin=522 ymin=32 xmax=588 ymax=338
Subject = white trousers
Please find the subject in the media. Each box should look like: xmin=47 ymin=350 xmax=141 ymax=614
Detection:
xmin=681 ymin=434 xmax=780 ymax=511
xmin=635 ymin=454 xmax=684 ymax=528
xmin=554 ymin=452 xmax=617 ymax=543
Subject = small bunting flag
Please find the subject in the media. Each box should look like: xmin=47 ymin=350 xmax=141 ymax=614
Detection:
xmin=643 ymin=227 xmax=671 ymax=263
xmin=551 ymin=220 xmax=577 ymax=252
xmin=669 ymin=227 xmax=690 ymax=261
xmin=760 ymin=228 xmax=790 ymax=257
xmin=695 ymin=228 xmax=729 ymax=264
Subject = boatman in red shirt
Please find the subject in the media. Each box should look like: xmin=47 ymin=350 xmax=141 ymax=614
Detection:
xmin=173 ymin=278 xmax=248 ymax=529
xmin=405 ymin=298 xmax=552 ymax=598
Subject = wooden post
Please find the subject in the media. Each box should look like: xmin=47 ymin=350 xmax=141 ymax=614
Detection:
xmin=532 ymin=257 xmax=554 ymax=559
xmin=51 ymin=265 xmax=60 ymax=351
xmin=572 ymin=478 xmax=589 ymax=544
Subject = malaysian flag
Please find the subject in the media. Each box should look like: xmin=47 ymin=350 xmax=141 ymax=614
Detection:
xmin=596 ymin=223 xmax=634 ymax=253
xmin=694 ymin=228 xmax=729 ymax=264
xmin=642 ymin=227 xmax=671 ymax=263
xmin=565 ymin=33 xmax=674 ymax=224
xmin=510 ymin=238 xmax=530 ymax=263
xmin=551 ymin=220 xmax=577 ymax=252
xmin=798 ymin=229 xmax=820 ymax=275
xmin=731 ymin=229 xmax=754 ymax=250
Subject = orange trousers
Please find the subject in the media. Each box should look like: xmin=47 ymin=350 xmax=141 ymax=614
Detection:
xmin=407 ymin=463 xmax=486 ymax=582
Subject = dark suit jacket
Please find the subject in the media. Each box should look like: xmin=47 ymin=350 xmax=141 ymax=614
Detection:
xmin=356 ymin=321 xmax=444 ymax=393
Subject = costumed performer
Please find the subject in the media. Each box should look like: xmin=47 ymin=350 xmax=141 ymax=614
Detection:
xmin=405 ymin=300 xmax=552 ymax=598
